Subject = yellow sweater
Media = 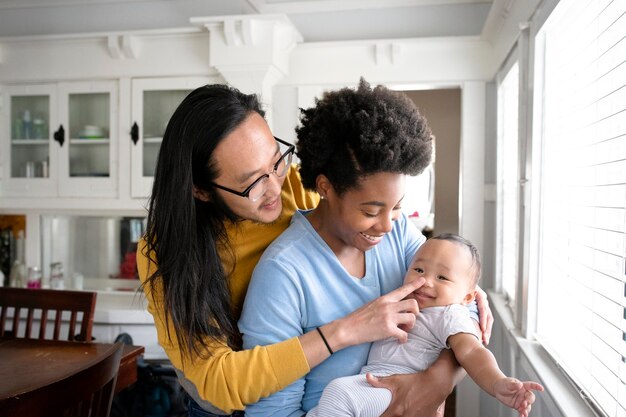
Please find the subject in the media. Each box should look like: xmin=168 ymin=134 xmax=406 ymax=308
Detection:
xmin=137 ymin=166 xmax=318 ymax=413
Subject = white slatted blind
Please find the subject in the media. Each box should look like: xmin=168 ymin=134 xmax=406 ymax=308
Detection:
xmin=535 ymin=0 xmax=626 ymax=416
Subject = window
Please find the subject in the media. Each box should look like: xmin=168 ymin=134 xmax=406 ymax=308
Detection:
xmin=532 ymin=0 xmax=626 ymax=415
xmin=496 ymin=61 xmax=520 ymax=308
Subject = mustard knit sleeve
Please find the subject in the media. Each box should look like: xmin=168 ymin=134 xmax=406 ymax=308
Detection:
xmin=286 ymin=163 xmax=319 ymax=210
xmin=136 ymin=241 xmax=310 ymax=413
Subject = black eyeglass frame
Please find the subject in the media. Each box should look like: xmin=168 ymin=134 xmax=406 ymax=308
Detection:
xmin=211 ymin=136 xmax=295 ymax=200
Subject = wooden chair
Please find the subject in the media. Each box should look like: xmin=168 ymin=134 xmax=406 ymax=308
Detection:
xmin=0 ymin=287 xmax=97 ymax=342
xmin=0 ymin=342 xmax=124 ymax=417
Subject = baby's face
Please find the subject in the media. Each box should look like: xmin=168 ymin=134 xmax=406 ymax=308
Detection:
xmin=404 ymin=239 xmax=476 ymax=309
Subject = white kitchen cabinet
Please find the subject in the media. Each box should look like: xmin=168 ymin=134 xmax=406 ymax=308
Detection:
xmin=1 ymin=84 xmax=58 ymax=197
xmin=130 ymin=77 xmax=216 ymax=198
xmin=57 ymin=81 xmax=118 ymax=198
xmin=1 ymin=81 xmax=118 ymax=198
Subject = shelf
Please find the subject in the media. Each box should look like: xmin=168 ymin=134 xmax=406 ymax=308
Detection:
xmin=11 ymin=139 xmax=49 ymax=145
xmin=143 ymin=137 xmax=163 ymax=144
xmin=69 ymin=138 xmax=110 ymax=145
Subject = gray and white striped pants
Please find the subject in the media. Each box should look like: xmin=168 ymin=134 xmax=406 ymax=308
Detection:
xmin=307 ymin=374 xmax=391 ymax=417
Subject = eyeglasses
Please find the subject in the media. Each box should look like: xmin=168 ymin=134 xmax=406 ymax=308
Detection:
xmin=211 ymin=137 xmax=295 ymax=202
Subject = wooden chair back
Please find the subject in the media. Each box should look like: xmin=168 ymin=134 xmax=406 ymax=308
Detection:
xmin=0 ymin=342 xmax=123 ymax=417
xmin=0 ymin=287 xmax=97 ymax=342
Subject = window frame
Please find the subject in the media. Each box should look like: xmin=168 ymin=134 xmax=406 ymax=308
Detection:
xmin=495 ymin=46 xmax=521 ymax=321
xmin=494 ymin=0 xmax=626 ymax=415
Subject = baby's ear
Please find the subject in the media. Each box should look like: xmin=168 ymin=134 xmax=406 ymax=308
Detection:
xmin=463 ymin=290 xmax=477 ymax=305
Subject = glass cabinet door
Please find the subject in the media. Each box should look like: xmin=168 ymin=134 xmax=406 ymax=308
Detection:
xmin=141 ymin=89 xmax=190 ymax=176
xmin=1 ymin=84 xmax=57 ymax=197
xmin=10 ymin=95 xmax=50 ymax=178
xmin=130 ymin=77 xmax=215 ymax=198
xmin=57 ymin=81 xmax=118 ymax=198
xmin=68 ymin=92 xmax=110 ymax=178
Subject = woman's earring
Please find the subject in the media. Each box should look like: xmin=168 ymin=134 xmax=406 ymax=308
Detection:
xmin=320 ymin=195 xmax=325 ymax=200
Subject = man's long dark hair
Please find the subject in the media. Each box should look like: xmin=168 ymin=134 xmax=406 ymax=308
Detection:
xmin=142 ymin=84 xmax=265 ymax=358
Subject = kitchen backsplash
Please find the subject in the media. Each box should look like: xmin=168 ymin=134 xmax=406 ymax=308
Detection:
xmin=40 ymin=215 xmax=145 ymax=286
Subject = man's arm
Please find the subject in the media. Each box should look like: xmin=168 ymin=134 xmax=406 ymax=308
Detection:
xmin=367 ymin=349 xmax=465 ymax=417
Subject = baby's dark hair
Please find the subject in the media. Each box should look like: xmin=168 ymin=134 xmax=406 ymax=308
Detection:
xmin=431 ymin=233 xmax=482 ymax=287
xmin=296 ymin=78 xmax=433 ymax=196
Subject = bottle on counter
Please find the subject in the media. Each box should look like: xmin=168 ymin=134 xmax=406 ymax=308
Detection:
xmin=49 ymin=262 xmax=65 ymax=290
xmin=26 ymin=266 xmax=42 ymax=289
xmin=9 ymin=260 xmax=26 ymax=288
xmin=72 ymin=272 xmax=84 ymax=290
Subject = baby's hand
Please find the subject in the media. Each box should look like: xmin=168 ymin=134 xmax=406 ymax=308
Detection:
xmin=493 ymin=377 xmax=544 ymax=417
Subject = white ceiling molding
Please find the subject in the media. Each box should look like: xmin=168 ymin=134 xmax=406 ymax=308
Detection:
xmin=480 ymin=0 xmax=539 ymax=76
xmin=247 ymin=0 xmax=493 ymax=14
xmin=0 ymin=0 xmax=493 ymax=42
xmin=0 ymin=0 xmax=154 ymax=9
xmin=481 ymin=0 xmax=515 ymax=42
xmin=191 ymin=14 xmax=302 ymax=49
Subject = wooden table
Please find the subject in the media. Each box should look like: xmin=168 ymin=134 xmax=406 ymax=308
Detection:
xmin=0 ymin=338 xmax=145 ymax=401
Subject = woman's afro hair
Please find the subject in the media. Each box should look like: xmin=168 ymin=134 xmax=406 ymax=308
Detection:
xmin=296 ymin=78 xmax=433 ymax=195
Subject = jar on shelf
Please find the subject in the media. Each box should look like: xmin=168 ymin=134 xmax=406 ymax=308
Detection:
xmin=33 ymin=118 xmax=46 ymax=139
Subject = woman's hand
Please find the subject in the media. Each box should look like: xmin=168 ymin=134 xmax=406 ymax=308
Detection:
xmin=366 ymin=349 xmax=464 ymax=417
xmin=324 ymin=278 xmax=425 ymax=350
xmin=301 ymin=278 xmax=425 ymax=368
xmin=475 ymin=285 xmax=494 ymax=345
xmin=366 ymin=373 xmax=447 ymax=417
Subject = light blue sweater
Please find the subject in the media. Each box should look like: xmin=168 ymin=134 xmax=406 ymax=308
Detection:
xmin=239 ymin=210 xmax=424 ymax=417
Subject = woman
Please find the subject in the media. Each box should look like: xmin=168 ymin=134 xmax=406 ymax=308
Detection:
xmin=137 ymin=83 xmax=480 ymax=417
xmin=239 ymin=79 xmax=491 ymax=417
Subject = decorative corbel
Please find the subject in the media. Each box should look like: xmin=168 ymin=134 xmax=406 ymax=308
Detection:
xmin=107 ymin=35 xmax=123 ymax=60
xmin=107 ymin=34 xmax=139 ymax=59
xmin=121 ymin=34 xmax=139 ymax=59
xmin=375 ymin=42 xmax=401 ymax=66
xmin=190 ymin=14 xmax=302 ymax=108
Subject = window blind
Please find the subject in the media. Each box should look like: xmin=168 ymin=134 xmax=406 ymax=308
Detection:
xmin=535 ymin=0 xmax=626 ymax=416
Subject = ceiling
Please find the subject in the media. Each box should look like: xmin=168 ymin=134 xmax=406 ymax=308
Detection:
xmin=0 ymin=0 xmax=494 ymax=42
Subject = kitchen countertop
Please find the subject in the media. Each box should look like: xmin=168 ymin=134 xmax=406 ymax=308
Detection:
xmin=82 ymin=278 xmax=154 ymax=324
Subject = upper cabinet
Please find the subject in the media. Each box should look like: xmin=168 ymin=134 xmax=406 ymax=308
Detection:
xmin=2 ymin=81 xmax=118 ymax=198
xmin=0 ymin=21 xmax=296 ymax=208
xmin=1 ymin=77 xmax=217 ymax=202
xmin=130 ymin=77 xmax=213 ymax=198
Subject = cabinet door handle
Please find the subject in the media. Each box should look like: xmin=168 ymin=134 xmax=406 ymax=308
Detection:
xmin=53 ymin=125 xmax=65 ymax=147
xmin=131 ymin=122 xmax=139 ymax=145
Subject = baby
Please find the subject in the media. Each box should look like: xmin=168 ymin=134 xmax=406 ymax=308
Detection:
xmin=307 ymin=233 xmax=543 ymax=417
